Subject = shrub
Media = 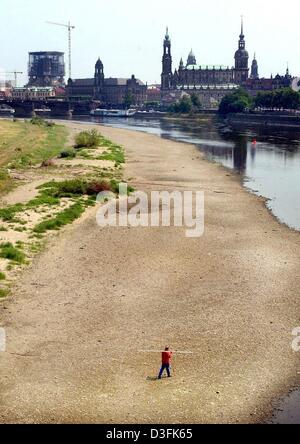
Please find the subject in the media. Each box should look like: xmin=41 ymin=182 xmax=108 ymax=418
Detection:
xmin=85 ymin=181 xmax=112 ymax=196
xmin=53 ymin=179 xmax=87 ymax=197
xmin=30 ymin=117 xmax=55 ymax=127
xmin=0 ymin=272 xmax=6 ymax=280
xmin=75 ymin=130 xmax=102 ymax=148
xmin=59 ymin=149 xmax=76 ymax=159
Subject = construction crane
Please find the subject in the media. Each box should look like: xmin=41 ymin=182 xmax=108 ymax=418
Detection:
xmin=6 ymin=71 xmax=23 ymax=87
xmin=46 ymin=21 xmax=75 ymax=80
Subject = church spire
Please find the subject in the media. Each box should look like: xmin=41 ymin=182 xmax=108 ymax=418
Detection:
xmin=250 ymin=53 xmax=259 ymax=79
xmin=161 ymin=27 xmax=173 ymax=90
xmin=239 ymin=15 xmax=245 ymax=49
xmin=234 ymin=16 xmax=249 ymax=83
xmin=240 ymin=15 xmax=244 ymax=37
xmin=165 ymin=26 xmax=170 ymax=40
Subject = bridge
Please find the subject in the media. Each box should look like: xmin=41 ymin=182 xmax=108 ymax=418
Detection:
xmin=0 ymin=99 xmax=97 ymax=118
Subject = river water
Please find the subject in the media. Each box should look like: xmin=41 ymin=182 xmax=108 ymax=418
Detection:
xmin=74 ymin=115 xmax=300 ymax=232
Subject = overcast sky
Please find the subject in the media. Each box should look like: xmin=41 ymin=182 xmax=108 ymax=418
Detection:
xmin=1 ymin=0 xmax=299 ymax=86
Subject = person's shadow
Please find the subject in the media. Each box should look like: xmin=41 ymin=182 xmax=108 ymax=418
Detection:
xmin=146 ymin=376 xmax=170 ymax=381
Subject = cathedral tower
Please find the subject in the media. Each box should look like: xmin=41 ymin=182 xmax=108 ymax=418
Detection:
xmin=94 ymin=58 xmax=105 ymax=99
xmin=250 ymin=53 xmax=259 ymax=79
xmin=161 ymin=27 xmax=173 ymax=91
xmin=234 ymin=17 xmax=249 ymax=84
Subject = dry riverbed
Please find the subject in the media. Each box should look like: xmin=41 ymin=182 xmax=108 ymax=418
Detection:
xmin=0 ymin=120 xmax=300 ymax=424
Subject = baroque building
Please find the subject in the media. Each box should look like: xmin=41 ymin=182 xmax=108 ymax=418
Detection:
xmin=67 ymin=58 xmax=147 ymax=106
xmin=161 ymin=20 xmax=294 ymax=109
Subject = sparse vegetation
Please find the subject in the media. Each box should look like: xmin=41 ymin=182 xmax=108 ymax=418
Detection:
xmin=33 ymin=201 xmax=86 ymax=234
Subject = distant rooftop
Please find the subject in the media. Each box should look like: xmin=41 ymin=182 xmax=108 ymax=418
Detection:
xmin=29 ymin=51 xmax=64 ymax=56
xmin=105 ymin=77 xmax=145 ymax=86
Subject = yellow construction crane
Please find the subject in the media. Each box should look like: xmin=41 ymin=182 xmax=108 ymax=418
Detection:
xmin=46 ymin=21 xmax=75 ymax=80
xmin=6 ymin=71 xmax=23 ymax=87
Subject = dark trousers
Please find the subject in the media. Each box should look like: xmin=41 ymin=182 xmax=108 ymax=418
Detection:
xmin=158 ymin=364 xmax=171 ymax=379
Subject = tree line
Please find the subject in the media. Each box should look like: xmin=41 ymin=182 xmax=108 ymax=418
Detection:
xmin=219 ymin=87 xmax=300 ymax=114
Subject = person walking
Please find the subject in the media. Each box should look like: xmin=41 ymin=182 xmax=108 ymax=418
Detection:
xmin=158 ymin=346 xmax=173 ymax=379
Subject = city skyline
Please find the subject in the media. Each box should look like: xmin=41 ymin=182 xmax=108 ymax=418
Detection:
xmin=1 ymin=0 xmax=299 ymax=86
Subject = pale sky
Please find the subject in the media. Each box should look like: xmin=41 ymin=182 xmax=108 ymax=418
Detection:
xmin=1 ymin=0 xmax=299 ymax=86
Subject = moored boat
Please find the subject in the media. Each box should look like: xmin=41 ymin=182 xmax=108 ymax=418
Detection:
xmin=0 ymin=106 xmax=15 ymax=115
xmin=90 ymin=109 xmax=136 ymax=117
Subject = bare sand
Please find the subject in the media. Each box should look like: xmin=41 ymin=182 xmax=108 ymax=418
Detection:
xmin=0 ymin=121 xmax=300 ymax=424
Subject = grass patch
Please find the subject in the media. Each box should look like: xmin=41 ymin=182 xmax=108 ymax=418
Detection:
xmin=0 ymin=272 xmax=6 ymax=280
xmin=98 ymin=144 xmax=125 ymax=165
xmin=0 ymin=288 xmax=9 ymax=298
xmin=75 ymin=131 xmax=125 ymax=166
xmin=0 ymin=192 xmax=60 ymax=223
xmin=38 ymin=178 xmax=117 ymax=198
xmin=0 ymin=242 xmax=26 ymax=264
xmin=0 ymin=204 xmax=24 ymax=222
xmin=33 ymin=201 xmax=86 ymax=234
xmin=0 ymin=120 xmax=67 ymax=172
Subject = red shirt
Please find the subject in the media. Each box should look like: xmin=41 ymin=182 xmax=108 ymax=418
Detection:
xmin=162 ymin=351 xmax=172 ymax=365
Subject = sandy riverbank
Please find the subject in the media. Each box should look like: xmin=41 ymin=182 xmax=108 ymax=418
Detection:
xmin=0 ymin=120 xmax=299 ymax=424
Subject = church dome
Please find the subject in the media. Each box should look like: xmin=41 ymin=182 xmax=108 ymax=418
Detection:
xmin=235 ymin=49 xmax=249 ymax=58
xmin=187 ymin=49 xmax=197 ymax=67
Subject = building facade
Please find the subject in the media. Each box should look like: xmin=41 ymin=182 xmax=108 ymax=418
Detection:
xmin=12 ymin=86 xmax=56 ymax=100
xmin=28 ymin=52 xmax=65 ymax=87
xmin=67 ymin=59 xmax=147 ymax=106
xmin=161 ymin=21 xmax=294 ymax=109
xmin=0 ymin=80 xmax=13 ymax=98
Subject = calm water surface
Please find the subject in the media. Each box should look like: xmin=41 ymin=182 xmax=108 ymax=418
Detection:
xmin=75 ymin=116 xmax=300 ymax=231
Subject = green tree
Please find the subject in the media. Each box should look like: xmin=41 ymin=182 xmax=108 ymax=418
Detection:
xmin=219 ymin=88 xmax=252 ymax=114
xmin=123 ymin=90 xmax=135 ymax=108
xmin=168 ymin=95 xmax=193 ymax=114
xmin=190 ymin=93 xmax=202 ymax=110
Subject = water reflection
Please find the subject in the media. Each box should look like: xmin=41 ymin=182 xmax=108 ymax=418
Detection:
xmin=77 ymin=116 xmax=300 ymax=231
